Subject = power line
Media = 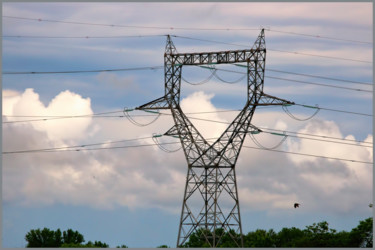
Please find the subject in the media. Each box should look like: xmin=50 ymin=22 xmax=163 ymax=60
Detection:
xmin=2 ymin=34 xmax=165 ymax=39
xmin=179 ymin=115 xmax=372 ymax=148
xmin=3 ymin=98 xmax=372 ymax=124
xmin=2 ymin=15 xmax=259 ymax=31
xmin=3 ymin=16 xmax=372 ymax=45
xmin=242 ymin=145 xmax=372 ymax=165
xmin=2 ymin=66 xmax=163 ymax=75
xmin=2 ymin=110 xmax=125 ymax=123
xmin=192 ymin=64 xmax=372 ymax=91
xmin=2 ymin=17 xmax=372 ymax=64
xmin=206 ymin=66 xmax=372 ymax=92
xmin=264 ymin=28 xmax=372 ymax=45
xmin=3 ymin=108 xmax=372 ymax=148
xmin=2 ymin=136 xmax=155 ymax=154
xmin=265 ymin=68 xmax=372 ymax=86
xmin=2 ymin=135 xmax=372 ymax=165
xmin=172 ymin=35 xmax=372 ymax=64
xmin=259 ymin=126 xmax=372 ymax=146
xmin=3 ymin=64 xmax=372 ymax=93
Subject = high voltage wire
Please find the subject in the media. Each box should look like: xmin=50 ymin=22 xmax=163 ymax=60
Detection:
xmin=179 ymin=115 xmax=373 ymax=148
xmin=3 ymin=109 xmax=372 ymax=147
xmin=2 ymin=65 xmax=372 ymax=93
xmin=2 ymin=66 xmax=164 ymax=75
xmin=2 ymin=101 xmax=372 ymax=121
xmin=266 ymin=68 xmax=372 ymax=86
xmin=2 ymin=34 xmax=165 ymax=39
xmin=3 ymin=15 xmax=372 ymax=45
xmin=2 ymin=102 xmax=372 ymax=124
xmin=2 ymin=136 xmax=372 ymax=165
xmin=266 ymin=28 xmax=372 ymax=45
xmin=171 ymin=35 xmax=372 ymax=64
xmin=213 ymin=66 xmax=373 ymax=92
xmin=1 ymin=27 xmax=372 ymax=64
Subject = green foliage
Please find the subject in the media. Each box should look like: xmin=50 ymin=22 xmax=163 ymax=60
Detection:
xmin=244 ymin=229 xmax=276 ymax=247
xmin=25 ymin=227 xmax=63 ymax=247
xmin=181 ymin=217 xmax=373 ymax=248
xmin=349 ymin=217 xmax=373 ymax=247
xmin=274 ymin=227 xmax=305 ymax=247
xmin=85 ymin=241 xmax=109 ymax=248
xmin=25 ymin=228 xmax=109 ymax=248
xmin=63 ymin=229 xmax=85 ymax=245
xmin=116 ymin=244 xmax=129 ymax=248
xmin=25 ymin=217 xmax=373 ymax=248
xmin=182 ymin=228 xmax=242 ymax=248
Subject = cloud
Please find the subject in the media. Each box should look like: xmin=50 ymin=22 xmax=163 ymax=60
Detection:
xmin=2 ymin=88 xmax=372 ymax=218
xmin=3 ymin=88 xmax=93 ymax=141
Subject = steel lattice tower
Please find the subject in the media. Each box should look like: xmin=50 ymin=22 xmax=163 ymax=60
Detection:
xmin=136 ymin=29 xmax=294 ymax=247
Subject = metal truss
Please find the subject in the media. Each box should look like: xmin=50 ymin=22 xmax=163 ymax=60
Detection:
xmin=136 ymin=29 xmax=294 ymax=247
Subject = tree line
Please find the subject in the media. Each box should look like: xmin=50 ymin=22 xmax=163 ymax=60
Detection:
xmin=25 ymin=217 xmax=372 ymax=248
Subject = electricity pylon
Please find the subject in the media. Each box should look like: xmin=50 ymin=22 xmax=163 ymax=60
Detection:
xmin=136 ymin=29 xmax=294 ymax=247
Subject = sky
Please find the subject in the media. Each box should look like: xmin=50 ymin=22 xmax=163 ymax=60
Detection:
xmin=1 ymin=2 xmax=373 ymax=248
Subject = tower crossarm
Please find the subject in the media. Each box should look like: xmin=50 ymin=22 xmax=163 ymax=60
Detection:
xmin=172 ymin=48 xmax=265 ymax=66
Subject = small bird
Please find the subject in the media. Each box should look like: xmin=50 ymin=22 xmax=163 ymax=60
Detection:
xmin=294 ymin=203 xmax=300 ymax=208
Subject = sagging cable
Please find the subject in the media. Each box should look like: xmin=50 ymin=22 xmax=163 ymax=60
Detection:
xmin=212 ymin=70 xmax=246 ymax=84
xmin=282 ymin=104 xmax=320 ymax=121
xmin=152 ymin=133 xmax=181 ymax=153
xmin=182 ymin=67 xmax=216 ymax=85
xmin=200 ymin=65 xmax=246 ymax=84
xmin=123 ymin=107 xmax=161 ymax=126
xmin=248 ymin=130 xmax=288 ymax=150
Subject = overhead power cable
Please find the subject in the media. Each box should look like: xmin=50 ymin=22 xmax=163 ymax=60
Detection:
xmin=2 ymin=15 xmax=259 ymax=31
xmin=266 ymin=68 xmax=372 ymax=86
xmin=178 ymin=115 xmax=372 ymax=148
xmin=2 ymin=110 xmax=125 ymax=123
xmin=2 ymin=135 xmax=155 ymax=154
xmin=171 ymin=35 xmax=372 ymax=64
xmin=3 ymin=108 xmax=372 ymax=149
xmin=3 ymin=65 xmax=372 ymax=93
xmin=264 ymin=28 xmax=372 ymax=45
xmin=3 ymin=98 xmax=372 ymax=125
xmin=3 ymin=34 xmax=165 ymax=39
xmin=267 ymin=75 xmax=372 ymax=92
xmin=242 ymin=145 xmax=372 ymax=165
xmin=209 ymin=66 xmax=373 ymax=92
xmin=2 ymin=135 xmax=372 ymax=165
xmin=3 ymin=16 xmax=372 ymax=44
xmin=2 ymin=66 xmax=163 ymax=75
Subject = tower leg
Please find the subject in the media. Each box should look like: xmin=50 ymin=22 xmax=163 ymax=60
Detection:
xmin=177 ymin=166 xmax=243 ymax=247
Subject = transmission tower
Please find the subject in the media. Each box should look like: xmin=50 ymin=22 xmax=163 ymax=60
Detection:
xmin=135 ymin=29 xmax=294 ymax=247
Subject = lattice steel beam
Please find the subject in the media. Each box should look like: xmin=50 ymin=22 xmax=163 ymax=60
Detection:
xmin=135 ymin=29 xmax=294 ymax=248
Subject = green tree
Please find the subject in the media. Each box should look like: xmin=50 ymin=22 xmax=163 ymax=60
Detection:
xmin=182 ymin=228 xmax=241 ymax=247
xmin=156 ymin=244 xmax=169 ymax=248
xmin=25 ymin=227 xmax=63 ymax=247
xmin=275 ymin=227 xmax=305 ymax=247
xmin=349 ymin=217 xmax=373 ymax=247
xmin=116 ymin=244 xmax=129 ymax=248
xmin=85 ymin=241 xmax=109 ymax=248
xmin=244 ymin=229 xmax=277 ymax=247
xmin=63 ymin=229 xmax=85 ymax=245
xmin=182 ymin=228 xmax=211 ymax=247
xmin=25 ymin=228 xmax=110 ymax=248
xmin=300 ymin=221 xmax=338 ymax=247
